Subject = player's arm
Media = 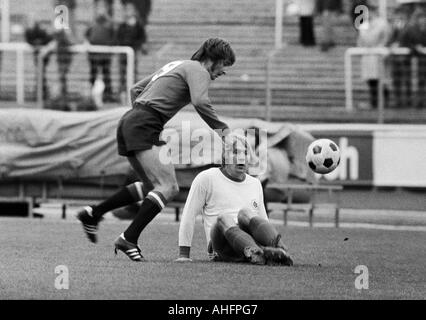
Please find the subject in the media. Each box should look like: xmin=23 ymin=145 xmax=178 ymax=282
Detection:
xmin=130 ymin=72 xmax=155 ymax=105
xmin=176 ymin=174 xmax=208 ymax=261
xmin=186 ymin=68 xmax=229 ymax=132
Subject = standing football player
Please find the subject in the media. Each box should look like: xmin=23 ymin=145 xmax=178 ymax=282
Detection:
xmin=176 ymin=136 xmax=293 ymax=266
xmin=78 ymin=38 xmax=239 ymax=261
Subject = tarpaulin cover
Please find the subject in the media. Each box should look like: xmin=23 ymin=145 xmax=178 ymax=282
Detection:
xmin=0 ymin=107 xmax=315 ymax=184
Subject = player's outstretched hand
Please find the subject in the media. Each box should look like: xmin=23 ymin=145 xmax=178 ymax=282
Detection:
xmin=174 ymin=257 xmax=193 ymax=262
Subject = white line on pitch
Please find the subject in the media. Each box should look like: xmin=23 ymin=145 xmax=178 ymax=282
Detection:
xmin=267 ymin=219 xmax=426 ymax=232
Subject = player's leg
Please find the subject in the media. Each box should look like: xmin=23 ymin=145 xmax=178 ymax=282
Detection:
xmin=238 ymin=208 xmax=285 ymax=248
xmin=209 ymin=222 xmax=242 ymax=262
xmin=77 ymin=157 xmax=153 ymax=243
xmin=77 ymin=109 xmax=157 ymax=243
xmin=211 ymin=213 xmax=265 ymax=265
xmin=115 ymin=145 xmax=179 ymax=261
xmin=77 ymin=179 xmax=150 ymax=243
xmin=238 ymin=208 xmax=293 ymax=266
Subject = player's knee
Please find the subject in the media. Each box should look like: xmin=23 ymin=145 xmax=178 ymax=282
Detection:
xmin=217 ymin=213 xmax=236 ymax=230
xmin=238 ymin=207 xmax=252 ymax=218
xmin=237 ymin=207 xmax=253 ymax=223
xmin=217 ymin=213 xmax=231 ymax=228
xmin=217 ymin=213 xmax=226 ymax=225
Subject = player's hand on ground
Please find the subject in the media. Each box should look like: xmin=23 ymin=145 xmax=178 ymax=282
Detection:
xmin=174 ymin=257 xmax=193 ymax=262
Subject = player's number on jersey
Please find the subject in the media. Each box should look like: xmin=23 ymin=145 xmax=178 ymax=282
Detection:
xmin=150 ymin=61 xmax=184 ymax=83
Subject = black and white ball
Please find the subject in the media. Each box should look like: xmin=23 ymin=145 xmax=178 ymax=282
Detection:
xmin=306 ymin=139 xmax=341 ymax=174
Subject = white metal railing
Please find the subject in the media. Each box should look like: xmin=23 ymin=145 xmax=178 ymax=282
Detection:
xmin=275 ymin=0 xmax=284 ymax=50
xmin=37 ymin=44 xmax=135 ymax=108
xmin=0 ymin=42 xmax=135 ymax=107
xmin=345 ymin=47 xmax=410 ymax=123
xmin=0 ymin=42 xmax=33 ymax=104
xmin=264 ymin=48 xmax=281 ymax=122
xmin=0 ymin=0 xmax=10 ymax=42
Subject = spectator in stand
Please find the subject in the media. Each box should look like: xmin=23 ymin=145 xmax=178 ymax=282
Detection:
xmin=357 ymin=4 xmax=391 ymax=109
xmin=297 ymin=0 xmax=316 ymax=46
xmin=94 ymin=0 xmax=114 ymax=19
xmin=398 ymin=9 xmax=426 ymax=109
xmin=41 ymin=25 xmax=74 ymax=110
xmin=387 ymin=5 xmax=412 ymax=108
xmin=121 ymin=0 xmax=152 ymax=25
xmin=85 ymin=11 xmax=116 ymax=102
xmin=316 ymin=0 xmax=344 ymax=51
xmin=117 ymin=2 xmax=147 ymax=99
xmin=121 ymin=0 xmax=151 ymax=54
xmin=56 ymin=27 xmax=74 ymax=108
xmin=25 ymin=17 xmax=53 ymax=100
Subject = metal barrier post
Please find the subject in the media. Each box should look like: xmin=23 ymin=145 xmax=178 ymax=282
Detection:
xmin=1 ymin=0 xmax=10 ymax=43
xmin=36 ymin=48 xmax=47 ymax=108
xmin=126 ymin=47 xmax=135 ymax=106
xmin=345 ymin=47 xmax=411 ymax=116
xmin=345 ymin=49 xmax=354 ymax=111
xmin=378 ymin=55 xmax=385 ymax=124
xmin=265 ymin=55 xmax=272 ymax=121
xmin=16 ymin=48 xmax=25 ymax=105
xmin=35 ymin=44 xmax=135 ymax=108
xmin=275 ymin=0 xmax=284 ymax=49
xmin=2 ymin=43 xmax=136 ymax=107
xmin=265 ymin=49 xmax=279 ymax=121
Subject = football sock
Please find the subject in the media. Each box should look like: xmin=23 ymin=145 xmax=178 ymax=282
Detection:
xmin=224 ymin=226 xmax=259 ymax=253
xmin=123 ymin=191 xmax=166 ymax=244
xmin=92 ymin=182 xmax=144 ymax=220
xmin=248 ymin=217 xmax=280 ymax=247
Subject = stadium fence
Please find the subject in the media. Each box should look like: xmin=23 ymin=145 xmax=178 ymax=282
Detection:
xmin=0 ymin=42 xmax=135 ymax=107
xmin=344 ymin=47 xmax=425 ymax=123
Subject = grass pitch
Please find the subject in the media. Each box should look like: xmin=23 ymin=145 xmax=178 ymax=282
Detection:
xmin=0 ymin=216 xmax=425 ymax=300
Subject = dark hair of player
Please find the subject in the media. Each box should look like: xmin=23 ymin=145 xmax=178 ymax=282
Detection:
xmin=191 ymin=38 xmax=236 ymax=67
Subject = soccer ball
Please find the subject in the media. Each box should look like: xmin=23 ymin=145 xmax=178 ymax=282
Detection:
xmin=306 ymin=139 xmax=341 ymax=174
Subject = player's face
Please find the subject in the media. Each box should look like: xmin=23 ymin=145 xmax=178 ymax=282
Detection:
xmin=208 ymin=61 xmax=229 ymax=80
xmin=224 ymin=142 xmax=249 ymax=177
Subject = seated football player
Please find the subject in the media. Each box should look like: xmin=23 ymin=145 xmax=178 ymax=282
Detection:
xmin=176 ymin=134 xmax=293 ymax=266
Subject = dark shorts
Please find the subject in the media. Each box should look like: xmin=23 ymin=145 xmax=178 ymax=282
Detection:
xmin=117 ymin=104 xmax=167 ymax=157
xmin=210 ymin=223 xmax=246 ymax=262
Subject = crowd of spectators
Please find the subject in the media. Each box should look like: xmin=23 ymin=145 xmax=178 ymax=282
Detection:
xmin=356 ymin=1 xmax=426 ymax=109
xmin=22 ymin=0 xmax=426 ymax=111
xmin=291 ymin=0 xmax=426 ymax=109
xmin=293 ymin=0 xmax=344 ymax=51
xmin=357 ymin=4 xmax=391 ymax=109
xmin=24 ymin=0 xmax=151 ymax=110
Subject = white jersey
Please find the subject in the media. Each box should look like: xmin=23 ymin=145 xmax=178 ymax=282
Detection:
xmin=178 ymin=167 xmax=268 ymax=249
